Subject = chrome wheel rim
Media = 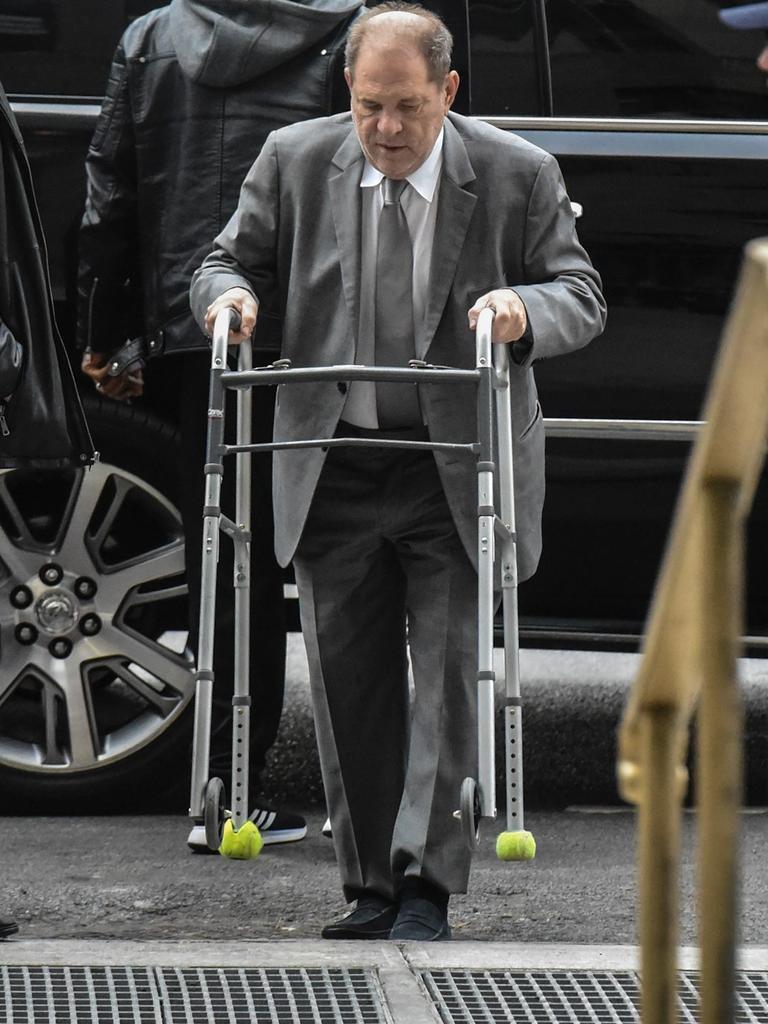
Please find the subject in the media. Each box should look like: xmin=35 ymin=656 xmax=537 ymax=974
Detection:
xmin=0 ymin=461 xmax=193 ymax=774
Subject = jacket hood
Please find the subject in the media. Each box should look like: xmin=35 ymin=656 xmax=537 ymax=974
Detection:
xmin=168 ymin=0 xmax=361 ymax=87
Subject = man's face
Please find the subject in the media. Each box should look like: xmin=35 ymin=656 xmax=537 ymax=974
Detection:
xmin=346 ymin=41 xmax=459 ymax=180
xmin=758 ymin=41 xmax=768 ymax=71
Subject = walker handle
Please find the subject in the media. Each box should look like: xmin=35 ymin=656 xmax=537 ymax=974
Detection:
xmin=211 ymin=306 xmax=243 ymax=370
xmin=475 ymin=306 xmax=494 ymax=369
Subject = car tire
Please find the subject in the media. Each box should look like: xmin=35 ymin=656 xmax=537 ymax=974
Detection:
xmin=0 ymin=396 xmax=197 ymax=813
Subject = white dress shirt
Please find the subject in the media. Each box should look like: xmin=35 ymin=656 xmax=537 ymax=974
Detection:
xmin=342 ymin=129 xmax=444 ymax=429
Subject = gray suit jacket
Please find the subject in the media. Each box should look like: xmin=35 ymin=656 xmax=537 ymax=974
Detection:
xmin=191 ymin=111 xmax=606 ymax=577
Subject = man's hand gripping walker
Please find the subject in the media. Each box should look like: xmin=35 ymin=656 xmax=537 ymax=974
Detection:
xmin=189 ymin=305 xmax=535 ymax=861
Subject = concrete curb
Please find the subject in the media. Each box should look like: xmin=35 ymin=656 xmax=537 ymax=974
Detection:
xmin=2 ymin=938 xmax=767 ymax=970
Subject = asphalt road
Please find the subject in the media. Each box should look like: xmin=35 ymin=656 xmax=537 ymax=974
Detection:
xmin=2 ymin=808 xmax=767 ymax=947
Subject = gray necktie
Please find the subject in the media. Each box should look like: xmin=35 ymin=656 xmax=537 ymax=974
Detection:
xmin=375 ymin=177 xmax=421 ymax=429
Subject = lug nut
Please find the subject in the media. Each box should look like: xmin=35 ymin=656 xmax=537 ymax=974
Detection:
xmin=39 ymin=563 xmax=63 ymax=586
xmin=49 ymin=637 xmax=72 ymax=659
xmin=10 ymin=585 xmax=33 ymax=609
xmin=15 ymin=622 xmax=38 ymax=645
xmin=79 ymin=613 xmax=102 ymax=637
xmin=74 ymin=576 xmax=97 ymax=600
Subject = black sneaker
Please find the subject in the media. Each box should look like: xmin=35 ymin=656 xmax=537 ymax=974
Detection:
xmin=187 ymin=808 xmax=307 ymax=853
xmin=0 ymin=919 xmax=18 ymax=939
xmin=249 ymin=807 xmax=307 ymax=844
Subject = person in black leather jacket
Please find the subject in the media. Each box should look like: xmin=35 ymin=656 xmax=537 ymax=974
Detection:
xmin=0 ymin=80 xmax=93 ymax=470
xmin=77 ymin=0 xmax=363 ymax=850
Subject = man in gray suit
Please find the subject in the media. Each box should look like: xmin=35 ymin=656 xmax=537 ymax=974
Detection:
xmin=191 ymin=1 xmax=606 ymax=941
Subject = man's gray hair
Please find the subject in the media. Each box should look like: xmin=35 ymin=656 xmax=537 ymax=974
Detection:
xmin=345 ymin=2 xmax=453 ymax=84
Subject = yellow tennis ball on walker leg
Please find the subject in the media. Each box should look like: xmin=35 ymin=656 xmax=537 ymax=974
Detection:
xmin=496 ymin=830 xmax=536 ymax=861
xmin=218 ymin=818 xmax=263 ymax=859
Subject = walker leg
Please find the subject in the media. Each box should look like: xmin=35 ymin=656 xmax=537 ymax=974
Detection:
xmin=493 ymin=340 xmax=535 ymax=862
xmin=475 ymin=317 xmax=497 ymax=826
xmin=230 ymin=339 xmax=252 ymax=831
xmin=189 ymin=333 xmax=228 ymax=822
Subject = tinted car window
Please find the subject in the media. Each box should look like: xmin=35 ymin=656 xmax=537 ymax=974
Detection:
xmin=0 ymin=0 xmax=157 ymax=97
xmin=546 ymin=0 xmax=767 ymax=119
xmin=467 ymin=0 xmax=767 ymax=118
xmin=469 ymin=1 xmax=544 ymax=115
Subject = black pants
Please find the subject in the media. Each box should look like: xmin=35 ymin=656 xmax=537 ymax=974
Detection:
xmin=146 ymin=351 xmax=286 ymax=785
xmin=294 ymin=434 xmax=478 ymax=900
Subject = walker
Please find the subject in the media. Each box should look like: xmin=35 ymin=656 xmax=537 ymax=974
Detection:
xmin=188 ymin=306 xmax=535 ymax=862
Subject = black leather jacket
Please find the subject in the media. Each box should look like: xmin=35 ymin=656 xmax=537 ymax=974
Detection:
xmin=77 ymin=0 xmax=362 ymax=361
xmin=0 ymin=82 xmax=94 ymax=468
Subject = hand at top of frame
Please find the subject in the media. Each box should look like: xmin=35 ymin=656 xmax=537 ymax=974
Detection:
xmin=204 ymin=287 xmax=258 ymax=345
xmin=467 ymin=289 xmax=527 ymax=344
xmin=81 ymin=350 xmax=144 ymax=402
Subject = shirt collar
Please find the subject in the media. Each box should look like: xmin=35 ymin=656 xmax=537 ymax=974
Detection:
xmin=360 ymin=127 xmax=444 ymax=202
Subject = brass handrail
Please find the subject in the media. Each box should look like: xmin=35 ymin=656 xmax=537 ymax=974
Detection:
xmin=617 ymin=238 xmax=768 ymax=1024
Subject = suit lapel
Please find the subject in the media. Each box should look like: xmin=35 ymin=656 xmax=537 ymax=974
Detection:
xmin=328 ymin=129 xmax=365 ymax=352
xmin=418 ymin=117 xmax=477 ymax=358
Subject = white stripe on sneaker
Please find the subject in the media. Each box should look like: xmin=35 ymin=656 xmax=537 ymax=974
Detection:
xmin=250 ymin=809 xmax=277 ymax=830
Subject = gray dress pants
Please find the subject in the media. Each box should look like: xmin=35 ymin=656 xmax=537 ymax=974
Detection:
xmin=293 ymin=431 xmax=478 ymax=902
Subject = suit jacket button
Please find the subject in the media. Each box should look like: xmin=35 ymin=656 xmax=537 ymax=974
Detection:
xmin=337 ymin=382 xmax=347 ymax=394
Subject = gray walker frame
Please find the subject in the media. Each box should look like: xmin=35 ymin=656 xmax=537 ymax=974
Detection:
xmin=188 ymin=305 xmax=526 ymax=852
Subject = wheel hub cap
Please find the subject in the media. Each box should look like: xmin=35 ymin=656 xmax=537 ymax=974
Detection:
xmin=35 ymin=590 xmax=79 ymax=635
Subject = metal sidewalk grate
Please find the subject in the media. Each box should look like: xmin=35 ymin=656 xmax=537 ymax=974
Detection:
xmin=157 ymin=967 xmax=390 ymax=1024
xmin=0 ymin=966 xmax=161 ymax=1024
xmin=0 ymin=966 xmax=391 ymax=1024
xmin=422 ymin=969 xmax=768 ymax=1024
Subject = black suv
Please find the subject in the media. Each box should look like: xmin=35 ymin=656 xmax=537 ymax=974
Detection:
xmin=2 ymin=0 xmax=767 ymax=810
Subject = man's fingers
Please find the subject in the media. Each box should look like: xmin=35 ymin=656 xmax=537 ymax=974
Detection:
xmin=204 ymin=290 xmax=257 ymax=342
xmin=99 ymin=379 xmax=124 ymax=398
xmin=93 ymin=367 xmax=143 ymax=402
xmin=204 ymin=309 xmax=253 ymax=341
xmin=467 ymin=298 xmax=488 ymax=330
xmin=81 ymin=352 xmax=107 ymax=380
xmin=468 ymin=297 xmax=504 ymax=333
xmin=490 ymin=306 xmax=514 ymax=342
xmin=467 ymin=290 xmax=526 ymax=343
xmin=228 ymin=314 xmax=256 ymax=343
xmin=83 ymin=351 xmax=142 ymax=402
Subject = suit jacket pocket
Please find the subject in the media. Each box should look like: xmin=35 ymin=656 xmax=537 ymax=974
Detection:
xmin=519 ymin=400 xmax=542 ymax=441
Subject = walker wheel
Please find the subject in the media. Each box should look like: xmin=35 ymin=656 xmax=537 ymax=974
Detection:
xmin=204 ymin=777 xmax=226 ymax=851
xmin=460 ymin=777 xmax=482 ymax=851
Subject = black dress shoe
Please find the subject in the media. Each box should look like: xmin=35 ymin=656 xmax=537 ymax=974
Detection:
xmin=389 ymin=898 xmax=451 ymax=941
xmin=321 ymin=897 xmax=397 ymax=940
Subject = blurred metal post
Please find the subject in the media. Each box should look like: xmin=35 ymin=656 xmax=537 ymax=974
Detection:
xmin=637 ymin=704 xmax=683 ymax=1024
xmin=698 ymin=481 xmax=743 ymax=1024
xmin=617 ymin=238 xmax=768 ymax=1024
